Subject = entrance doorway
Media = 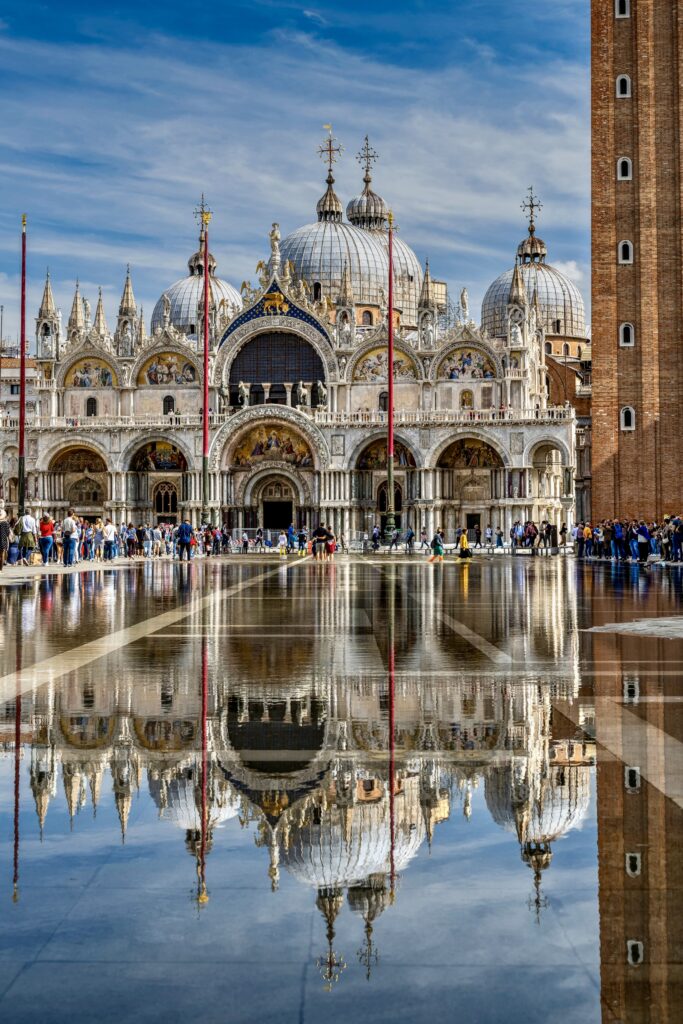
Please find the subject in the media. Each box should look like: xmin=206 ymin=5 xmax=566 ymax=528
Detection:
xmin=263 ymin=501 xmax=293 ymax=530
xmin=466 ymin=513 xmax=481 ymax=532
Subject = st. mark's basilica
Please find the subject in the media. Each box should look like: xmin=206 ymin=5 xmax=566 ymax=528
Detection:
xmin=0 ymin=135 xmax=590 ymax=536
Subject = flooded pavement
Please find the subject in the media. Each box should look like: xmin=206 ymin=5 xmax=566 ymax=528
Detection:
xmin=0 ymin=557 xmax=682 ymax=1023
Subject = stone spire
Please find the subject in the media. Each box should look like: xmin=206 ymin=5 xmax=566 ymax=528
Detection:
xmin=118 ymin=265 xmax=137 ymax=318
xmin=93 ymin=287 xmax=108 ymax=337
xmin=67 ymin=281 xmax=84 ymax=337
xmin=138 ymin=306 xmax=147 ymax=346
xmin=338 ymin=262 xmax=353 ymax=306
xmin=418 ymin=259 xmax=438 ymax=310
xmin=38 ymin=269 xmax=56 ymax=318
xmin=508 ymin=262 xmax=528 ymax=307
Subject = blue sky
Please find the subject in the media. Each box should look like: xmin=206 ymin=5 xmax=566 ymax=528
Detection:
xmin=0 ymin=0 xmax=590 ymax=343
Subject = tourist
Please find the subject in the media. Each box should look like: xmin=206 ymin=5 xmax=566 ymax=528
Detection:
xmin=429 ymin=528 xmax=444 ymax=564
xmin=325 ymin=524 xmax=336 ymax=561
xmin=177 ymin=518 xmax=193 ymax=561
xmin=559 ymin=522 xmax=568 ymax=547
xmin=83 ymin=520 xmax=94 ymax=561
xmin=313 ymin=524 xmax=327 ymax=560
xmin=474 ymin=525 xmax=482 ymax=549
xmin=278 ymin=530 xmax=288 ymax=557
xmin=38 ymin=514 xmax=55 ymax=565
xmin=485 ymin=524 xmax=493 ymax=547
xmin=254 ymin=527 xmax=263 ymax=551
xmin=297 ymin=524 xmax=308 ymax=556
xmin=458 ymin=527 xmax=472 ymax=559
xmin=102 ymin=518 xmax=116 ymax=561
xmin=18 ymin=507 xmax=38 ymax=566
xmin=389 ymin=528 xmax=400 ymax=552
xmin=371 ymin=524 xmax=381 ymax=552
xmin=287 ymin=523 xmax=296 ymax=553
xmin=0 ymin=505 xmax=10 ymax=571
xmin=419 ymin=528 xmax=430 ymax=551
xmin=405 ymin=526 xmax=415 ymax=554
xmin=241 ymin=531 xmax=249 ymax=554
xmin=637 ymin=520 xmax=651 ymax=563
xmin=495 ymin=526 xmax=504 ymax=548
xmin=62 ymin=508 xmax=78 ymax=567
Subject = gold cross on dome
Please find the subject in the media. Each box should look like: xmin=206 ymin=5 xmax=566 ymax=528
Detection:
xmin=357 ymin=135 xmax=379 ymax=178
xmin=194 ymin=192 xmax=213 ymax=228
xmin=318 ymin=125 xmax=343 ymax=174
xmin=521 ymin=186 xmax=542 ymax=233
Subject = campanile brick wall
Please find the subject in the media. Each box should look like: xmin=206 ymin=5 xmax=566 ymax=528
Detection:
xmin=592 ymin=0 xmax=683 ymax=519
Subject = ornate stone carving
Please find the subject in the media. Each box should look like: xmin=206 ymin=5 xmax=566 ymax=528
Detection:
xmin=208 ymin=405 xmax=330 ymax=472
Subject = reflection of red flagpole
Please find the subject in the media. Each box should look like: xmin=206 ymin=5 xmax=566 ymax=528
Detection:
xmin=18 ymin=215 xmax=27 ymax=516
xmin=389 ymin=643 xmax=396 ymax=897
xmin=197 ymin=637 xmax=209 ymax=905
xmin=385 ymin=212 xmax=396 ymax=542
xmin=13 ymin=669 xmax=21 ymax=902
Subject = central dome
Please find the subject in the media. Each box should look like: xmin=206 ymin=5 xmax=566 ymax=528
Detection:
xmin=279 ymin=144 xmax=423 ymax=326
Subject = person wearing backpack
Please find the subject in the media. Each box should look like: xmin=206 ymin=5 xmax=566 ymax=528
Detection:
xmin=177 ymin=518 xmax=193 ymax=561
xmin=62 ymin=508 xmax=78 ymax=567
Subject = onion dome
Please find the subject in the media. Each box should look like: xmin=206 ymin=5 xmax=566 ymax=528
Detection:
xmin=347 ymin=137 xmax=388 ymax=229
xmin=148 ymin=764 xmax=241 ymax=830
xmin=151 ymin=231 xmax=242 ymax=336
xmin=485 ymin=761 xmax=590 ymax=845
xmin=481 ymin=192 xmax=586 ymax=339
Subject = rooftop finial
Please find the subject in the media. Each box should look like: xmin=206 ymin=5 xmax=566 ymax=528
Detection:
xmin=357 ymin=135 xmax=379 ymax=187
xmin=193 ymin=193 xmax=213 ymax=239
xmin=318 ymin=124 xmax=343 ymax=182
xmin=521 ymin=186 xmax=543 ymax=237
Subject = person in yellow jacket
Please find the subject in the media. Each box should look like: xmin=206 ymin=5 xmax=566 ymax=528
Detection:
xmin=458 ymin=528 xmax=472 ymax=559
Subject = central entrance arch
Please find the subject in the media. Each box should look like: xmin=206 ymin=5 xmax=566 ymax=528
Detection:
xmin=256 ymin=476 xmax=295 ymax=531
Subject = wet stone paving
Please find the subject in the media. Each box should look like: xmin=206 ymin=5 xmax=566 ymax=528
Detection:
xmin=0 ymin=555 xmax=682 ymax=1023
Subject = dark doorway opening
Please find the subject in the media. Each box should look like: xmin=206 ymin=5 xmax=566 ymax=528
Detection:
xmin=466 ymin=513 xmax=481 ymax=531
xmin=263 ymin=501 xmax=293 ymax=530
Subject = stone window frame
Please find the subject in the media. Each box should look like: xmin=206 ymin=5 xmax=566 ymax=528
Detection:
xmin=618 ymin=239 xmax=634 ymax=264
xmin=615 ymin=0 xmax=630 ymax=18
xmin=616 ymin=74 xmax=632 ymax=98
xmin=627 ymin=940 xmax=644 ymax=967
xmin=624 ymin=764 xmax=641 ymax=790
xmin=617 ymin=156 xmax=633 ymax=180
xmin=625 ymin=852 xmax=642 ymax=877
xmin=619 ymin=322 xmax=635 ymax=347
xmin=620 ymin=406 xmax=636 ymax=432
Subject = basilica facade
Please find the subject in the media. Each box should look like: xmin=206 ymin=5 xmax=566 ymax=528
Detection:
xmin=0 ymin=141 xmax=588 ymax=537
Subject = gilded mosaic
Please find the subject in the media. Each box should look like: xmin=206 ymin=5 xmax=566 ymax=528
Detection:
xmin=438 ymin=438 xmax=502 ymax=469
xmin=233 ymin=425 xmax=313 ymax=468
xmin=138 ymin=353 xmax=197 ymax=386
xmin=131 ymin=442 xmax=188 ymax=472
xmin=357 ymin=439 xmax=416 ymax=469
xmin=352 ymin=348 xmax=416 ymax=382
xmin=69 ymin=359 xmax=117 ymax=388
xmin=438 ymin=348 xmax=495 ymax=380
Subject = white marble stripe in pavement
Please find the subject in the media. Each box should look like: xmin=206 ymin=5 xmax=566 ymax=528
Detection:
xmin=0 ymin=561 xmax=308 ymax=703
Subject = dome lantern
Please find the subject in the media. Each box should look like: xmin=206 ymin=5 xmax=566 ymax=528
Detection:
xmin=346 ymin=136 xmax=389 ymax=230
xmin=316 ymin=126 xmax=344 ymax=224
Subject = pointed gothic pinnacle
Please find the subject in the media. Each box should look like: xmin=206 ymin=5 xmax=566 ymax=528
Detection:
xmin=39 ymin=268 xmax=56 ymax=318
xmin=119 ymin=265 xmax=137 ymax=317
xmin=93 ymin=287 xmax=108 ymax=336
xmin=418 ymin=259 xmax=437 ymax=310
xmin=508 ymin=261 xmax=528 ymax=307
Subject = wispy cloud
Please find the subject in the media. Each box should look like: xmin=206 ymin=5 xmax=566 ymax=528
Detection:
xmin=0 ymin=6 xmax=589 ymax=338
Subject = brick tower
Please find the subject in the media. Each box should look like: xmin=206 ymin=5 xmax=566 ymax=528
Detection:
xmin=592 ymin=0 xmax=683 ymax=519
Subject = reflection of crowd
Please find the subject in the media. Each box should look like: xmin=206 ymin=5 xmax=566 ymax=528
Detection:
xmin=573 ymin=516 xmax=683 ymax=563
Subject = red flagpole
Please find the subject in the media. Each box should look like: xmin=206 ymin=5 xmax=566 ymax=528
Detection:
xmin=201 ymin=203 xmax=211 ymax=525
xmin=385 ymin=211 xmax=396 ymax=541
xmin=18 ymin=215 xmax=27 ymax=516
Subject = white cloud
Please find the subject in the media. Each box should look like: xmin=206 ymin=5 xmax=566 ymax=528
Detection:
xmin=553 ymin=260 xmax=586 ymax=285
xmin=0 ymin=24 xmax=590 ymax=338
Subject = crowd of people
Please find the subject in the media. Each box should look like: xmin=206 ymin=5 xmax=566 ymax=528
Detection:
xmin=572 ymin=517 xmax=683 ymax=563
xmin=0 ymin=508 xmax=345 ymax=570
xmin=2 ymin=506 xmax=682 ymax=571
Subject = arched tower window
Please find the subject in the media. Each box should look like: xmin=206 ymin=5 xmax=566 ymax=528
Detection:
xmin=362 ymin=310 xmax=374 ymax=326
xmin=562 ymin=343 xmax=570 ymax=356
xmin=618 ymin=240 xmax=634 ymax=264
xmin=544 ymin=341 xmax=552 ymax=354
xmin=379 ymin=391 xmax=389 ymax=412
xmin=163 ymin=395 xmax=175 ymax=415
xmin=86 ymin=397 xmax=98 ymax=417
xmin=620 ymin=406 xmax=636 ymax=431
xmin=615 ymin=0 xmax=630 ymax=17
xmin=616 ymin=74 xmax=632 ymax=98
xmin=313 ymin=282 xmax=322 ymax=302
xmin=552 ymin=319 xmax=562 ymax=333
xmin=617 ymin=157 xmax=633 ymax=180
xmin=619 ymin=322 xmax=635 ymax=347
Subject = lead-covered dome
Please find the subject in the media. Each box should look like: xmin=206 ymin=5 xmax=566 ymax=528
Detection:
xmin=481 ymin=226 xmax=586 ymax=339
xmin=279 ymin=150 xmax=423 ymax=326
xmin=151 ymin=238 xmax=242 ymax=337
